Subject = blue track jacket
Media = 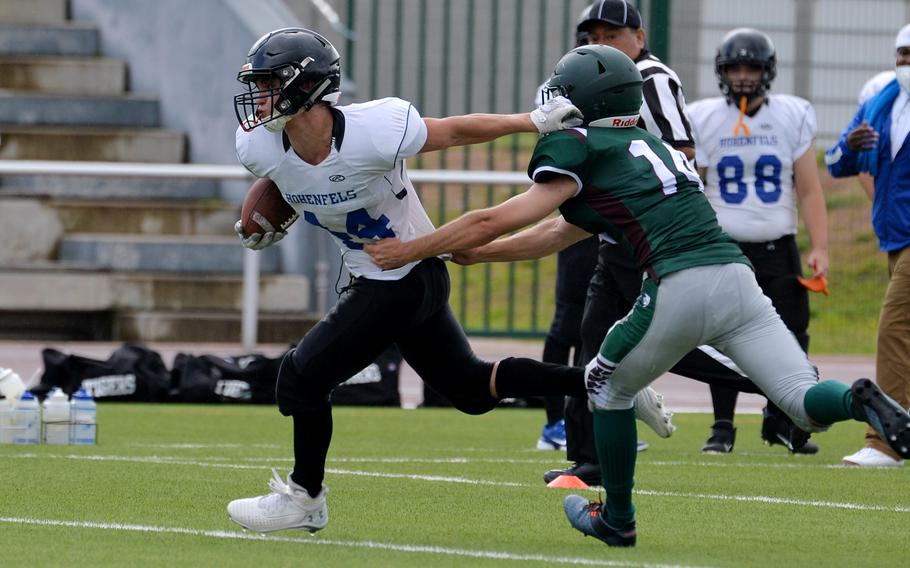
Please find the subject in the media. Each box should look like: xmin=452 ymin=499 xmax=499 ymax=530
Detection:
xmin=826 ymin=82 xmax=910 ymax=252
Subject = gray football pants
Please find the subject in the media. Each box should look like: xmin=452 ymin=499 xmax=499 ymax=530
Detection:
xmin=592 ymin=263 xmax=824 ymax=433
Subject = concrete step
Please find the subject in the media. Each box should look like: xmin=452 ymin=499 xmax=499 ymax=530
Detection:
xmin=0 ymin=175 xmax=219 ymax=200
xmin=0 ymin=126 xmax=185 ymax=162
xmin=115 ymin=310 xmax=317 ymax=344
xmin=2 ymin=0 xmax=67 ymax=25
xmin=50 ymin=199 xmax=238 ymax=236
xmin=111 ymin=272 xmax=310 ymax=312
xmin=0 ymin=263 xmax=113 ymax=311
xmin=0 ymin=310 xmax=113 ymax=340
xmin=0 ymin=23 xmax=98 ymax=55
xmin=0 ymin=90 xmax=159 ymax=127
xmin=0 ymin=265 xmax=309 ymax=312
xmin=58 ymin=233 xmax=281 ymax=273
xmin=0 ymin=264 xmax=314 ymax=342
xmin=0 ymin=56 xmax=126 ymax=94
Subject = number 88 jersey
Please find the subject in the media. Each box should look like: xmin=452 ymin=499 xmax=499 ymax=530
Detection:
xmin=687 ymin=94 xmax=816 ymax=243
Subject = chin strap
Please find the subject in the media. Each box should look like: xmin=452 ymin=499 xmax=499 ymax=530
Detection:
xmin=733 ymin=95 xmax=751 ymax=137
xmin=264 ymin=113 xmax=293 ymax=133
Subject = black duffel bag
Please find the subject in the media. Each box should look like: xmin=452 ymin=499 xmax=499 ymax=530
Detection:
xmin=169 ymin=352 xmax=282 ymax=404
xmin=34 ymin=343 xmax=170 ymax=402
xmin=329 ymin=345 xmax=402 ymax=407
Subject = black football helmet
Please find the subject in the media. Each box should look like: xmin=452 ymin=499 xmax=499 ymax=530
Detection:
xmin=234 ymin=28 xmax=342 ymax=132
xmin=715 ymin=28 xmax=776 ymax=103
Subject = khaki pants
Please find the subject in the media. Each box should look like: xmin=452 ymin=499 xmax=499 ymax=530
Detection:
xmin=868 ymin=245 xmax=910 ymax=458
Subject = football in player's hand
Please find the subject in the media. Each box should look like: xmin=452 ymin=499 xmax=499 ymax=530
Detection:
xmin=240 ymin=178 xmax=299 ymax=236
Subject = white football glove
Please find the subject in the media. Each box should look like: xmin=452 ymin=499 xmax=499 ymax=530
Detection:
xmin=234 ymin=220 xmax=286 ymax=250
xmin=531 ymin=95 xmax=583 ymax=134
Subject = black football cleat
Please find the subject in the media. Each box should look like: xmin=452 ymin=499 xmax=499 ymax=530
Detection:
xmin=761 ymin=405 xmax=818 ymax=454
xmin=851 ymin=378 xmax=910 ymax=459
xmin=791 ymin=440 xmax=819 ymax=455
xmin=702 ymin=420 xmax=736 ymax=454
xmin=563 ymin=495 xmax=636 ymax=547
xmin=544 ymin=462 xmax=602 ymax=486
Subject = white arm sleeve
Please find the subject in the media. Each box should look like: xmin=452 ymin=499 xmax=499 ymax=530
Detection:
xmin=687 ymin=101 xmax=709 ymax=166
xmin=794 ymin=102 xmax=817 ymax=159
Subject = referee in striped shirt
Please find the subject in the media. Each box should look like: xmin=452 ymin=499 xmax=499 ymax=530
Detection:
xmin=545 ymin=0 xmax=785 ymax=485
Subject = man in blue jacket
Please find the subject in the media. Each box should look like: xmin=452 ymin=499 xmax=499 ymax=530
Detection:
xmin=826 ymin=23 xmax=910 ymax=468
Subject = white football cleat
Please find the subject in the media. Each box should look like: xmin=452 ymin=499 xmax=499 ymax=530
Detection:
xmin=633 ymin=387 xmax=676 ymax=438
xmin=841 ymin=447 xmax=904 ymax=468
xmin=227 ymin=469 xmax=328 ymax=533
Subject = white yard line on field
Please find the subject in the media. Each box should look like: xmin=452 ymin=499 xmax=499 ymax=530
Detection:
xmin=241 ymin=456 xmax=555 ymax=465
xmin=82 ymin=452 xmax=865 ymax=470
xmin=635 ymin=489 xmax=910 ymax=511
xmin=126 ymin=443 xmax=513 ymax=453
xmin=5 ymin=453 xmax=909 ymax=513
xmin=129 ymin=443 xmax=282 ymax=449
xmin=236 ymin=456 xmax=853 ymax=470
xmin=0 ymin=516 xmax=711 ymax=568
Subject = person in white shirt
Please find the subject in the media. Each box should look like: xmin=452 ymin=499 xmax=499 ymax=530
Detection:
xmin=687 ymin=28 xmax=829 ymax=455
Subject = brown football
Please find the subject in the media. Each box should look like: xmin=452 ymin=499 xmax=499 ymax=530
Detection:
xmin=240 ymin=178 xmax=299 ymax=236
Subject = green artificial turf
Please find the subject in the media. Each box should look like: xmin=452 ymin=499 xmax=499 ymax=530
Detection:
xmin=0 ymin=404 xmax=907 ymax=567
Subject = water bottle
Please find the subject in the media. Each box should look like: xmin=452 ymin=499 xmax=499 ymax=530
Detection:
xmin=0 ymin=397 xmax=12 ymax=444
xmin=12 ymin=390 xmax=40 ymax=445
xmin=42 ymin=388 xmax=71 ymax=445
xmin=0 ymin=368 xmax=25 ymax=404
xmin=70 ymin=388 xmax=97 ymax=445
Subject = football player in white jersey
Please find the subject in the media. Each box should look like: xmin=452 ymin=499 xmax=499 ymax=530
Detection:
xmin=687 ymin=28 xmax=829 ymax=455
xmin=224 ymin=27 xmax=603 ymax=535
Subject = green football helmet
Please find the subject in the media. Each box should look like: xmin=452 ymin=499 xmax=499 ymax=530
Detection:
xmin=542 ymin=44 xmax=643 ymax=127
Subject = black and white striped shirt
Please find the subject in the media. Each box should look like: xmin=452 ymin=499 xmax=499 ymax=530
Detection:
xmin=634 ymin=49 xmax=694 ymax=150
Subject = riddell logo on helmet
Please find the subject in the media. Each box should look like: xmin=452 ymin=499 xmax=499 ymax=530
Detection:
xmin=611 ymin=116 xmax=638 ymax=127
xmin=590 ymin=114 xmax=640 ymax=128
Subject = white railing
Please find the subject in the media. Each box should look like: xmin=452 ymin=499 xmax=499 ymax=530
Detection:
xmin=0 ymin=160 xmax=531 ymax=348
xmin=0 ymin=160 xmax=531 ymax=184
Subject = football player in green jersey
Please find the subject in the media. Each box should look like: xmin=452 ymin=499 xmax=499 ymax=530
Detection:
xmin=366 ymin=44 xmax=910 ymax=547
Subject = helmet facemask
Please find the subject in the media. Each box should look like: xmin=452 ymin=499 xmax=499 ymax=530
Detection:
xmin=234 ymin=57 xmax=340 ymax=132
xmin=717 ymin=62 xmax=773 ymax=104
xmin=714 ymin=28 xmax=776 ymax=105
xmin=538 ymin=83 xmax=571 ymax=107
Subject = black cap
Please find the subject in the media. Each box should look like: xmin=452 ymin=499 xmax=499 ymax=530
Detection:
xmin=578 ymin=0 xmax=642 ymax=32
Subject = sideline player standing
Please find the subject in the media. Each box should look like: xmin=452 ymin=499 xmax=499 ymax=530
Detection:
xmin=688 ymin=28 xmax=829 ymax=455
xmin=224 ymin=27 xmax=669 ymax=534
xmin=365 ymin=44 xmax=910 ymax=547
